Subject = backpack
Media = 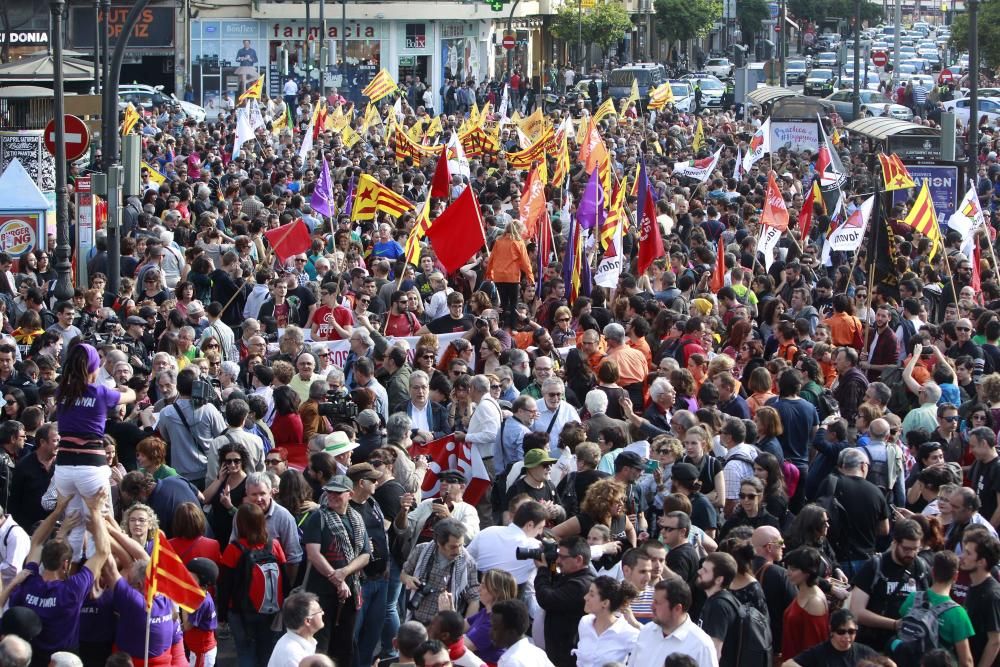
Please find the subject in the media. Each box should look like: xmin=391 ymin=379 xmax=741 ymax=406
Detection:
xmin=780 ymin=460 xmax=801 ymax=499
xmin=860 ymin=443 xmax=892 ymax=501
xmin=888 ymin=590 xmax=959 ymax=664
xmin=881 ymin=367 xmax=918 ymax=418
xmin=719 ymin=592 xmax=773 ymax=667
xmin=232 ymin=542 xmax=282 ymax=615
xmin=816 ymin=476 xmax=849 ymax=555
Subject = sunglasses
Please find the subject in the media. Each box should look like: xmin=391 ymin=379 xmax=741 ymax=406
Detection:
xmin=224 ymin=458 xmax=242 ymax=464
xmin=833 ymin=628 xmax=858 ymax=636
xmin=266 ymin=458 xmax=284 ymax=465
xmin=421 ymin=354 xmax=436 ymax=360
xmin=369 ymin=460 xmax=385 ymax=468
xmin=738 ymin=492 xmax=758 ymax=500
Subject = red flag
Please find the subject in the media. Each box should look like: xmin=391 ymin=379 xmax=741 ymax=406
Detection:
xmin=519 ymin=165 xmax=546 ymax=239
xmin=972 ymin=240 xmax=983 ymax=302
xmin=145 ymin=531 xmax=206 ymax=613
xmin=263 ymin=218 xmax=312 ymax=265
xmin=410 ymin=434 xmax=492 ymax=505
xmin=636 ymin=159 xmax=663 ymax=276
xmin=430 ymin=145 xmax=451 ymax=199
xmin=710 ymin=237 xmax=725 ymax=293
xmin=799 ymin=178 xmax=817 ymax=240
xmin=425 ymin=186 xmax=487 ymax=274
xmin=762 ymin=171 xmax=789 ymax=231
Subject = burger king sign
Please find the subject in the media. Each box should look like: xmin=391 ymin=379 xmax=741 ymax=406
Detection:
xmin=0 ymin=214 xmax=39 ymax=257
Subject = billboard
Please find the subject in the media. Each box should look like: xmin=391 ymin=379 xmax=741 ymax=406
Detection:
xmin=891 ymin=164 xmax=960 ymax=222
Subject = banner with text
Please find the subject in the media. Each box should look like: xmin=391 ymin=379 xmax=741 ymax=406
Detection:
xmin=770 ymin=122 xmax=820 ymax=154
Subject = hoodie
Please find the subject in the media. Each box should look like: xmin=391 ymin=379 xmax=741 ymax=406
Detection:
xmin=243 ymin=282 xmax=271 ymax=320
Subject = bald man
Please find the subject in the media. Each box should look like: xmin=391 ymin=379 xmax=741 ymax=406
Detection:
xmin=0 ymin=636 xmax=31 ymax=667
xmin=752 ymin=526 xmax=796 ymax=652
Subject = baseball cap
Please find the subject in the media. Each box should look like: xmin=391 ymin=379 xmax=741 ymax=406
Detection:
xmin=355 ymin=409 xmax=380 ymax=430
xmin=523 ymin=449 xmax=557 ymax=469
xmin=439 ymin=470 xmax=465 ymax=484
xmin=671 ymin=462 xmax=700 ymax=483
xmin=322 ymin=475 xmax=354 ymax=493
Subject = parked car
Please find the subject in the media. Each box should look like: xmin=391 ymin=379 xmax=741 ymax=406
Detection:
xmin=824 ymin=90 xmax=914 ymax=121
xmin=668 ymin=80 xmax=695 ymax=112
xmin=118 ymin=84 xmax=206 ymax=122
xmin=942 ymin=97 xmax=1000 ymax=126
xmin=804 ymin=68 xmax=838 ymax=96
xmin=785 ymin=60 xmax=809 ymax=85
xmin=704 ymin=58 xmax=734 ymax=78
xmin=682 ymin=75 xmax=725 ymax=108
xmin=607 ymin=63 xmax=666 ymax=102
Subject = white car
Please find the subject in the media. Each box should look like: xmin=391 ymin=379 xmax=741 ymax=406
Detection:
xmin=942 ymin=97 xmax=1000 ymax=126
xmin=704 ymin=58 xmax=734 ymax=78
xmin=668 ymin=81 xmax=695 ymax=112
xmin=118 ymin=84 xmax=207 ymax=122
xmin=682 ymin=74 xmax=725 ymax=107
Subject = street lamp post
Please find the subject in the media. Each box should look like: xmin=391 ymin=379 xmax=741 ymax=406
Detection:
xmin=578 ymin=0 xmax=584 ymax=69
xmin=852 ymin=0 xmax=861 ymax=120
xmin=968 ymin=0 xmax=979 ymax=181
xmin=50 ymin=0 xmax=72 ymax=302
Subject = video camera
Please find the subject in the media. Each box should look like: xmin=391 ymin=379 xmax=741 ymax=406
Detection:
xmin=515 ymin=540 xmax=559 ymax=562
xmin=318 ymin=394 xmax=358 ymax=422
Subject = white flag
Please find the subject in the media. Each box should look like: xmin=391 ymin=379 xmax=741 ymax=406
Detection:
xmin=673 ymin=148 xmax=722 ymax=183
xmin=447 ymin=132 xmax=471 ymax=180
xmin=595 ymin=216 xmax=624 ymax=288
xmin=758 ymin=223 xmax=782 ymax=271
xmin=948 ymin=185 xmax=986 ymax=259
xmin=498 ymin=85 xmax=510 ymax=119
xmin=298 ymin=116 xmax=315 ymax=160
xmin=232 ymin=108 xmax=256 ymax=160
xmin=248 ymin=99 xmax=266 ymax=131
xmin=829 ymin=195 xmax=874 ymax=252
xmin=742 ymin=118 xmax=771 ymax=172
xmin=733 ymin=147 xmax=743 ymax=180
xmin=393 ymin=97 xmax=404 ymax=123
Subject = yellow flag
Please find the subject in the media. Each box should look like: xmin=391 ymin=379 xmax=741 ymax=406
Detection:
xmin=426 ymin=115 xmax=442 ymax=137
xmin=238 ymin=75 xmax=264 ymax=104
xmin=479 ymin=102 xmax=493 ymax=126
xmin=692 ymin=119 xmax=705 ymax=153
xmin=628 ymin=78 xmax=640 ymax=107
xmin=518 ymin=107 xmax=546 ymax=142
xmin=121 ymin=103 xmax=140 ymax=136
xmin=469 ymin=102 xmax=481 ymax=127
xmin=342 ymin=124 xmax=361 ymax=148
xmin=647 ymin=83 xmax=674 ymax=110
xmin=405 ymin=191 xmax=433 ymax=267
xmin=406 ymin=120 xmax=424 ymax=143
xmin=141 ymin=161 xmax=166 ymax=185
xmin=592 ymin=97 xmax=617 ymax=125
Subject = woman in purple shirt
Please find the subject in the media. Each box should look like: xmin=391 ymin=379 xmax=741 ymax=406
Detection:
xmin=54 ymin=343 xmax=135 ymax=558
xmin=459 ymin=569 xmax=518 ymax=664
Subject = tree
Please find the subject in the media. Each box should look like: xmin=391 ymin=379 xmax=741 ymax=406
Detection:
xmin=654 ymin=0 xmax=723 ymax=45
xmin=738 ymin=0 xmax=771 ymax=48
xmin=550 ymin=1 xmax=633 ymax=65
xmin=952 ymin=5 xmax=1000 ymax=70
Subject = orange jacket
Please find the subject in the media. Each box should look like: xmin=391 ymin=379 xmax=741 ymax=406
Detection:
xmin=485 ymin=236 xmax=534 ymax=284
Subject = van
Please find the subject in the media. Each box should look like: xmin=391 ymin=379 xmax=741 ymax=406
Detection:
xmin=607 ymin=64 xmax=667 ymax=102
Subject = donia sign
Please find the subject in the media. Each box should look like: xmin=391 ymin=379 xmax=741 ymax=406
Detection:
xmin=0 ymin=215 xmax=38 ymax=257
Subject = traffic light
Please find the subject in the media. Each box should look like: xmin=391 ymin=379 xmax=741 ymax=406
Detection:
xmin=733 ymin=44 xmax=748 ymax=68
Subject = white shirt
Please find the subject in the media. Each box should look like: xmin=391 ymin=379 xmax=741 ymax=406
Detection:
xmin=0 ymin=516 xmax=29 ymax=590
xmin=282 ymin=80 xmax=298 ymax=96
xmin=498 ymin=637 xmax=555 ymax=667
xmin=532 ymin=401 xmax=581 ymax=455
xmin=626 ymin=615 xmax=718 ymax=667
xmin=467 ymin=523 xmax=540 ymax=585
xmin=575 ymin=614 xmax=640 ymax=667
xmin=466 ymin=395 xmax=503 ymax=459
xmin=266 ymin=630 xmax=316 ymax=667
xmin=426 ymin=288 xmax=453 ymax=321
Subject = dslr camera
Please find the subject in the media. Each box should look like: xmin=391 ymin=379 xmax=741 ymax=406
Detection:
xmin=515 ymin=540 xmax=559 ymax=561
xmin=318 ymin=394 xmax=359 ymax=421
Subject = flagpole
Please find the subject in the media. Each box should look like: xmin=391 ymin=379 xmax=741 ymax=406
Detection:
xmin=941 ymin=246 xmax=961 ymax=306
xmin=982 ymin=228 xmax=1000 ymax=286
xmin=142 ymin=604 xmax=152 ymax=667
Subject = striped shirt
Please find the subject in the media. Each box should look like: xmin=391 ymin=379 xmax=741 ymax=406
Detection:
xmin=630 ymin=584 xmax=655 ymax=624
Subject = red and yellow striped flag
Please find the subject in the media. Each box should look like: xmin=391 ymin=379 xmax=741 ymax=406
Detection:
xmin=405 ymin=192 xmax=434 ymax=266
xmin=362 ymin=69 xmax=398 ymax=103
xmin=877 ymin=153 xmax=917 ymax=192
xmin=351 ymin=174 xmax=415 ymax=221
xmin=145 ymin=531 xmax=206 ymax=613
xmin=902 ymin=181 xmax=941 ymax=260
xmin=600 ymin=180 xmax=626 ymax=250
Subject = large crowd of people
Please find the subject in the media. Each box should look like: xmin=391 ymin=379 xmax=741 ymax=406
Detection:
xmin=1 ymin=55 xmax=1000 ymax=667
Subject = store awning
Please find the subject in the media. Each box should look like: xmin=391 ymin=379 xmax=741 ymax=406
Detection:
xmin=0 ymin=53 xmax=94 ymax=82
xmin=746 ymin=86 xmax=800 ymax=106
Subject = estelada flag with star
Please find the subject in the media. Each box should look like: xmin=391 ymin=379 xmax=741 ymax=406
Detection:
xmin=351 ymin=174 xmax=414 ymax=221
xmin=877 ymin=153 xmax=916 ymax=192
xmin=238 ymin=75 xmax=264 ymax=105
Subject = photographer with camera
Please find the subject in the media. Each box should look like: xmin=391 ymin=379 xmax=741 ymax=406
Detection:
xmin=468 ymin=500 xmax=546 ymax=588
xmin=397 ymin=470 xmax=480 ymax=547
xmin=533 ymin=535 xmax=596 ymax=667
xmin=157 ymin=368 xmax=227 ymax=490
xmin=401 ymin=518 xmax=480 ymax=625
xmin=121 ymin=316 xmax=152 ymax=370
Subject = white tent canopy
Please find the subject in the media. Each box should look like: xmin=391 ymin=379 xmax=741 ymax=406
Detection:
xmin=0 ymin=159 xmax=49 ymax=211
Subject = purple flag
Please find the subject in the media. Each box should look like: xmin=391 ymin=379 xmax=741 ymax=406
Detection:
xmin=576 ymin=166 xmax=605 ymax=230
xmin=310 ymin=159 xmax=334 ymax=218
xmin=343 ymin=173 xmax=356 ymax=219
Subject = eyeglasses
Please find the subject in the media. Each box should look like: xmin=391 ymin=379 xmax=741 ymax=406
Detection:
xmin=369 ymin=460 xmax=385 ymax=468
xmin=545 ymin=392 xmax=561 ymax=398
xmin=943 ymin=416 xmax=960 ymax=422
xmin=973 ymin=414 xmax=988 ymax=421
xmin=210 ymin=361 xmax=221 ymax=368
xmin=957 ymin=327 xmax=972 ymax=332
xmin=295 ymin=258 xmax=307 ymax=263
xmin=266 ymin=458 xmax=284 ymax=465
xmin=359 ymin=298 xmax=370 ymax=304
xmin=490 ymin=384 xmax=500 ymax=390
xmin=421 ymin=354 xmax=436 ymax=360
xmin=738 ymin=492 xmax=759 ymax=500
xmin=556 ymin=317 xmax=570 ymax=322
xmin=768 ymin=539 xmax=785 ymax=547
xmin=833 ymin=628 xmax=858 ymax=636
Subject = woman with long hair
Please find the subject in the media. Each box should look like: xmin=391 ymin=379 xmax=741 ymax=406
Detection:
xmin=137 ymin=269 xmax=170 ymax=304
xmin=667 ymin=463 xmax=719 ymax=538
xmin=121 ymin=503 xmax=159 ymax=554
xmin=753 ymin=407 xmax=785 ymax=462
xmin=719 ymin=477 xmax=780 ymax=539
xmin=745 ymin=367 xmax=775 ymax=417
xmin=219 ymin=503 xmax=287 ymax=667
xmin=552 ymin=478 xmax=637 ymax=553
xmin=717 ymin=537 xmax=768 ymax=616
xmin=574 ymin=576 xmax=640 ymax=667
xmin=275 ymin=468 xmax=320 ymax=527
xmin=203 ymin=442 xmax=250 ymax=548
xmin=485 ymin=220 xmax=534 ymax=328
xmin=54 ymin=342 xmax=136 ymax=557
xmin=753 ymin=451 xmax=789 ymax=520
xmin=461 ymin=569 xmax=518 ymax=664
xmin=551 ymin=305 xmax=576 ymax=347
xmin=173 ymin=280 xmax=196 ymax=317
xmin=1 ymin=387 xmax=26 ymax=423
xmin=785 ymin=503 xmax=847 ymax=583
xmin=271 ymin=385 xmax=304 ymax=452
xmin=722 ymin=319 xmax=754 ymax=361
xmin=680 ymin=425 xmax=726 ymax=511
xmin=782 ymin=546 xmax=830 ymax=660
xmin=478 ymin=336 xmax=503 ymax=376
xmin=595 ymin=360 xmax=628 ymax=421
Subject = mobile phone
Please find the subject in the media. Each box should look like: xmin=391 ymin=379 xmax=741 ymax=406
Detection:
xmin=645 ymin=460 xmax=660 ymax=473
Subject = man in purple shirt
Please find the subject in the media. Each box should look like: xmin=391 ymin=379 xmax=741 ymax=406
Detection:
xmin=2 ymin=490 xmax=110 ymax=667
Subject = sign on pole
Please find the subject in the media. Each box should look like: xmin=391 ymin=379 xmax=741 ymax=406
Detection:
xmin=43 ymin=115 xmax=90 ymax=161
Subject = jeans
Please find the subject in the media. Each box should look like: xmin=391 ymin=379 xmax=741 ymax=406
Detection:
xmin=314 ymin=591 xmax=359 ymax=667
xmin=839 ymin=558 xmax=872 ymax=580
xmin=354 ymin=576 xmax=389 ymax=667
xmin=53 ymin=464 xmax=112 ymax=559
xmin=229 ymin=613 xmax=276 ymax=667
xmin=380 ymin=560 xmax=404 ymax=660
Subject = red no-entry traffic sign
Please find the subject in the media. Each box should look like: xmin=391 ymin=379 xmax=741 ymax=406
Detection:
xmin=939 ymin=68 xmax=955 ymax=84
xmin=872 ymin=50 xmax=889 ymax=68
xmin=44 ymin=114 xmax=90 ymax=162
xmin=502 ymin=34 xmax=516 ymax=50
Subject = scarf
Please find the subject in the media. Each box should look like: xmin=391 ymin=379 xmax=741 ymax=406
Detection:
xmin=319 ymin=504 xmax=366 ymax=597
xmin=411 ymin=542 xmax=473 ymax=614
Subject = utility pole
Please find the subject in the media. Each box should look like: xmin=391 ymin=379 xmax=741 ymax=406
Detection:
xmin=305 ymin=0 xmax=311 ymax=90
xmin=891 ymin=0 xmax=901 ymax=89
xmin=51 ymin=0 xmax=72 ymax=302
xmin=969 ymin=0 xmax=979 ymax=181
xmin=578 ymin=0 xmax=583 ymax=69
xmin=319 ymin=0 xmax=325 ymax=98
xmin=507 ymin=0 xmax=523 ymax=76
xmin=852 ymin=0 xmax=861 ymax=119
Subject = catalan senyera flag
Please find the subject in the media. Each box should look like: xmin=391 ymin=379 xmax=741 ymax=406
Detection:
xmin=145 ymin=531 xmax=206 ymax=613
xmin=238 ymin=75 xmax=264 ymax=104
xmin=393 ymin=125 xmax=442 ymax=163
xmin=552 ymin=125 xmax=570 ymax=189
xmin=141 ymin=161 xmax=166 ymax=186
xmin=405 ymin=192 xmax=434 ymax=266
xmin=362 ymin=69 xmax=398 ymax=103
xmin=600 ymin=179 xmax=626 ymax=251
xmin=592 ymin=97 xmax=617 ymax=125
xmin=351 ymin=174 xmax=415 ymax=221
xmin=647 ymin=82 xmax=674 ymax=110
xmin=877 ymin=153 xmax=917 ymax=192
xmin=506 ymin=126 xmax=553 ymax=169
xmin=121 ymin=103 xmax=140 ymax=136
xmin=692 ymin=119 xmax=705 ymax=154
xmin=902 ymin=181 xmax=942 ymax=260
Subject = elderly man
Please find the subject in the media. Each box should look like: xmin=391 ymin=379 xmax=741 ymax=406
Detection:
xmin=860 ymin=418 xmax=905 ymax=507
xmin=403 ymin=370 xmax=449 ymax=441
xmin=353 ymin=357 xmax=388 ymax=422
xmin=583 ymin=390 xmax=628 ymax=444
xmin=520 ymin=356 xmax=555 ymax=400
xmin=230 ymin=472 xmax=303 ymax=580
xmin=382 ymin=347 xmax=412 ymax=415
xmin=343 ymin=328 xmax=375 ymax=389
xmin=401 ymin=519 xmax=480 ymax=625
xmin=644 ymin=377 xmax=675 ymax=432
xmin=532 ymin=377 xmax=581 ymax=456
xmin=424 ymin=272 xmax=452 ymax=321
xmin=458 ymin=375 xmax=502 ymax=527
xmin=901 ymin=379 xmax=943 ymax=438
xmin=604 ymin=322 xmax=649 ymax=405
